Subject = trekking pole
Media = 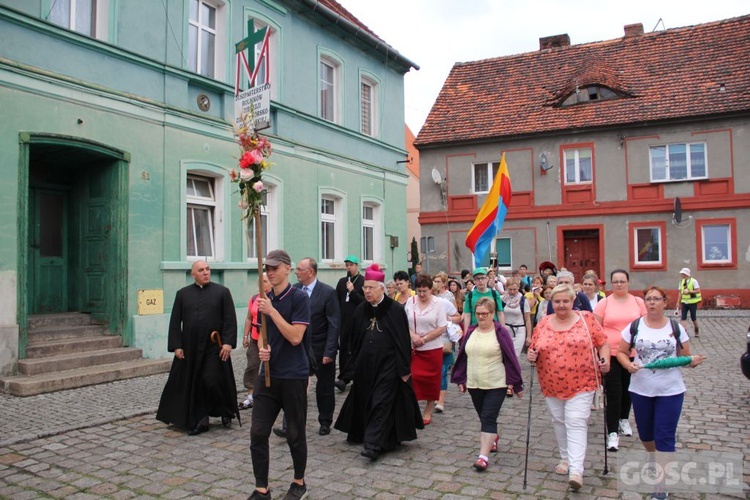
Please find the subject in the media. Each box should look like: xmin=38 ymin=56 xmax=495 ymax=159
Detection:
xmin=602 ymin=381 xmax=609 ymax=475
xmin=522 ymin=362 xmax=535 ymax=489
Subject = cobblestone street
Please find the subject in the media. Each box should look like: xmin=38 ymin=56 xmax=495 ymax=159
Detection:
xmin=1 ymin=312 xmax=748 ymax=499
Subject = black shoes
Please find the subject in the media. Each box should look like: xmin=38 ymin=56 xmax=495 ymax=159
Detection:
xmin=360 ymin=448 xmax=379 ymax=461
xmin=318 ymin=425 xmax=331 ymax=436
xmin=247 ymin=488 xmax=272 ymax=500
xmin=334 ymin=379 xmax=347 ymax=392
xmin=187 ymin=422 xmax=209 ymax=436
xmin=221 ymin=416 xmax=232 ymax=428
xmin=273 ymin=426 xmax=287 ymax=438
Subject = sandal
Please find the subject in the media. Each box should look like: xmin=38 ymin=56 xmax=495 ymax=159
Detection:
xmin=554 ymin=460 xmax=569 ymax=475
xmin=490 ymin=434 xmax=499 ymax=453
xmin=473 ymin=457 xmax=488 ymax=472
xmin=568 ymin=472 xmax=583 ymax=490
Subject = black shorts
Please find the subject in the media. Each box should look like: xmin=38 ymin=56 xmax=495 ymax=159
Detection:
xmin=681 ymin=302 xmax=698 ymax=321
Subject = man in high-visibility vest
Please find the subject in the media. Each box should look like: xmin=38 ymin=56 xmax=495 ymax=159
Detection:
xmin=678 ymin=267 xmax=702 ymax=337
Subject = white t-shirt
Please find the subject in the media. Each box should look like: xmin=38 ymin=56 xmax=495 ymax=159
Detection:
xmin=621 ymin=319 xmax=689 ymax=397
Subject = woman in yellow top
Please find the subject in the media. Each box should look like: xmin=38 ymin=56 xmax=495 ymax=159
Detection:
xmin=393 ymin=270 xmax=415 ymax=306
xmin=451 ymin=298 xmax=524 ymax=472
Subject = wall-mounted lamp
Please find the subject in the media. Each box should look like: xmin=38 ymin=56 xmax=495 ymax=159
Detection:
xmin=396 ymin=156 xmax=413 ymax=165
xmin=539 ymin=153 xmax=554 ymax=175
xmin=617 ymin=133 xmax=626 ymax=149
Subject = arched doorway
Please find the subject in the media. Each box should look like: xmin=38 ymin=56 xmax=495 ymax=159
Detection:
xmin=19 ymin=134 xmax=129 ymax=356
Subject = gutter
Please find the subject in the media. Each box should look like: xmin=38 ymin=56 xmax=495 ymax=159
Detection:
xmin=297 ymin=0 xmax=420 ymax=71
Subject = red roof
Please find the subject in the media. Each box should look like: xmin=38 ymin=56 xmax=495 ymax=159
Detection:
xmin=415 ymin=15 xmax=750 ymax=147
xmin=317 ymin=0 xmax=386 ymax=44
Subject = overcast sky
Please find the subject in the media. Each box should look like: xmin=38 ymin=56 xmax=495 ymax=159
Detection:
xmin=336 ymin=1 xmax=749 ymax=134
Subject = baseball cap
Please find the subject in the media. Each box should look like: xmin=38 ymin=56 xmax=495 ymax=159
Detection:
xmin=472 ymin=267 xmax=488 ymax=277
xmin=344 ymin=254 xmax=359 ymax=264
xmin=265 ymin=249 xmax=291 ymax=267
xmin=679 ymin=267 xmax=691 ymax=276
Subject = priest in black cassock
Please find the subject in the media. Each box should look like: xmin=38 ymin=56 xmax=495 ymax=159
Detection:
xmin=334 ymin=263 xmax=423 ymax=461
xmin=156 ymin=260 xmax=240 ymax=435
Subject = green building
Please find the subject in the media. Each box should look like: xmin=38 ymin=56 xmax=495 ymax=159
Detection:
xmin=0 ymin=0 xmax=417 ymax=389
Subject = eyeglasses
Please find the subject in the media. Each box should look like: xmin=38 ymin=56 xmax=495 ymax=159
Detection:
xmin=474 ymin=276 xmax=487 ymax=280
xmin=475 ymin=312 xmax=491 ymax=317
xmin=644 ymin=297 xmax=665 ymax=303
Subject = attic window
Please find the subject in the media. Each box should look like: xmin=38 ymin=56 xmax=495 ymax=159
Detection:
xmin=562 ymin=86 xmax=618 ymax=106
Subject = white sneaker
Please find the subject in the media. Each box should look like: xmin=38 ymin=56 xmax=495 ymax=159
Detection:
xmin=607 ymin=432 xmax=619 ymax=451
xmin=619 ymin=419 xmax=633 ymax=436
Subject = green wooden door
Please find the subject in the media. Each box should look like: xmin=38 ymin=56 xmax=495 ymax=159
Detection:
xmin=80 ymin=165 xmax=111 ymax=322
xmin=30 ymin=189 xmax=68 ymax=313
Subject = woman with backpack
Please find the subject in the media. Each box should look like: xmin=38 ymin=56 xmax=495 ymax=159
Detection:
xmin=502 ymin=277 xmax=531 ymax=357
xmin=617 ymin=285 xmax=704 ymax=500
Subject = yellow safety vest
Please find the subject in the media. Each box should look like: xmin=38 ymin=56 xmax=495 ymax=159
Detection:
xmin=679 ymin=278 xmax=701 ymax=304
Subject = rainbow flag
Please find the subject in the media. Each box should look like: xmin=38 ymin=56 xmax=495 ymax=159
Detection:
xmin=465 ymin=153 xmax=512 ymax=268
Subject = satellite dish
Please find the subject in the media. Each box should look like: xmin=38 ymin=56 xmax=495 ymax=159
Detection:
xmin=673 ymin=197 xmax=683 ymax=224
xmin=431 ymin=168 xmax=443 ymax=185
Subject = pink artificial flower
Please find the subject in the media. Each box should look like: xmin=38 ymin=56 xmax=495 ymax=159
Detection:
xmin=252 ymin=181 xmax=264 ymax=193
xmin=239 ymin=151 xmax=255 ymax=169
xmin=238 ymin=199 xmax=249 ymax=210
xmin=240 ymin=168 xmax=254 ymax=181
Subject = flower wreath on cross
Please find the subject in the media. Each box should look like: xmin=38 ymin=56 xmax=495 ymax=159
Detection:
xmin=230 ymin=111 xmax=273 ymax=221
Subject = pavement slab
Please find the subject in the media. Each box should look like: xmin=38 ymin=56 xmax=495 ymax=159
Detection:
xmin=0 ymin=311 xmax=748 ymax=498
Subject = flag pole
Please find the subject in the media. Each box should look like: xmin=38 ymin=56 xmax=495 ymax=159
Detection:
xmin=254 ymin=208 xmax=271 ymax=387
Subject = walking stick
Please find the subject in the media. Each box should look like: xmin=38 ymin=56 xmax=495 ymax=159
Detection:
xmin=522 ymin=362 xmax=535 ymax=490
xmin=254 ymin=208 xmax=271 ymax=387
xmin=602 ymin=380 xmax=609 ymax=475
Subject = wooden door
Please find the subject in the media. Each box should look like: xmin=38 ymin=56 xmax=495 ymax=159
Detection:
xmin=563 ymin=230 xmax=600 ymax=280
xmin=30 ymin=189 xmax=68 ymax=313
xmin=80 ymin=166 xmax=111 ymax=319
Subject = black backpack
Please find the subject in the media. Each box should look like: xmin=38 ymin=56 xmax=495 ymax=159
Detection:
xmin=629 ymin=317 xmax=684 ymax=351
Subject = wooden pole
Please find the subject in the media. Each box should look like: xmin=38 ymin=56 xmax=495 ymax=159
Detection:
xmin=253 ymin=206 xmax=271 ymax=387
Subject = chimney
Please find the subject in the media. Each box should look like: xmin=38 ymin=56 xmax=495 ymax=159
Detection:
xmin=539 ymin=34 xmax=571 ymax=50
xmin=624 ymin=23 xmax=644 ymax=38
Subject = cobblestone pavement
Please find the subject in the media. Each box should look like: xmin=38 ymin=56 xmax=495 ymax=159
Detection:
xmin=1 ymin=311 xmax=748 ymax=499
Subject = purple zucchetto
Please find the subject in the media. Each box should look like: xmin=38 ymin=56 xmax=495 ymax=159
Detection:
xmin=364 ymin=264 xmax=385 ymax=282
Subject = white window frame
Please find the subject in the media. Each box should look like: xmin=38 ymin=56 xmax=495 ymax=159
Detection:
xmin=563 ymin=147 xmax=593 ymax=185
xmin=186 ymin=173 xmax=224 ymax=261
xmin=360 ymin=74 xmax=379 ymax=137
xmin=320 ymin=191 xmax=345 ymax=262
xmin=46 ymin=0 xmax=109 ymax=39
xmin=479 ymin=237 xmax=512 ymax=271
xmin=701 ymin=224 xmax=732 ymax=264
xmin=319 ymin=54 xmax=342 ymax=123
xmin=247 ymin=16 xmax=280 ymax=100
xmin=472 ymin=161 xmax=500 ymax=194
xmin=633 ymin=225 xmax=663 ymax=266
xmin=188 ymin=0 xmax=226 ymax=80
xmin=361 ymin=201 xmax=382 ymax=263
xmin=649 ymin=142 xmax=708 ymax=182
xmin=246 ymin=182 xmax=279 ymax=261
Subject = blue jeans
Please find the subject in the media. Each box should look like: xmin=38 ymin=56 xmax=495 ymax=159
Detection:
xmin=440 ymin=351 xmax=454 ymax=391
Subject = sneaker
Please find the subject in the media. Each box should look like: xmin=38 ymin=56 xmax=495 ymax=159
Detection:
xmin=490 ymin=434 xmax=499 ymax=453
xmin=650 ymin=493 xmax=668 ymax=500
xmin=694 ymin=325 xmax=699 ymax=338
xmin=607 ymin=432 xmax=619 ymax=451
xmin=619 ymin=419 xmax=633 ymax=436
xmin=282 ymin=481 xmax=307 ymax=500
xmin=239 ymin=396 xmax=253 ymax=410
xmin=568 ymin=472 xmax=583 ymax=490
xmin=473 ymin=457 xmax=488 ymax=472
xmin=247 ymin=489 xmax=271 ymax=500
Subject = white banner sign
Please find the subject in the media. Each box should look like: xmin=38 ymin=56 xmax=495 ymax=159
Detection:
xmin=234 ymin=83 xmax=271 ymax=130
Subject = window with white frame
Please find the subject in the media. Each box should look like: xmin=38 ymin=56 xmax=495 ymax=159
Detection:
xmin=701 ymin=223 xmax=731 ymax=263
xmin=248 ymin=18 xmax=278 ymax=98
xmin=47 ymin=0 xmax=108 ymax=38
xmin=189 ymin=0 xmax=224 ymax=78
xmin=650 ymin=143 xmax=707 ymax=182
xmin=320 ymin=195 xmax=343 ymax=261
xmin=186 ymin=175 xmax=219 ymax=259
xmin=320 ymin=57 xmax=341 ymax=123
xmin=634 ymin=226 xmax=662 ymax=265
xmin=361 ymin=202 xmax=381 ymax=262
xmin=564 ymin=148 xmax=593 ymax=184
xmin=360 ymin=77 xmax=378 ymax=136
xmin=246 ymin=185 xmax=278 ymax=259
xmin=473 ymin=162 xmax=500 ymax=193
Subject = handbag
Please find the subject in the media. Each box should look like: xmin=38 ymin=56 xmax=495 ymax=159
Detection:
xmin=443 ymin=341 xmax=454 ymax=354
xmin=579 ymin=312 xmax=604 ymax=410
